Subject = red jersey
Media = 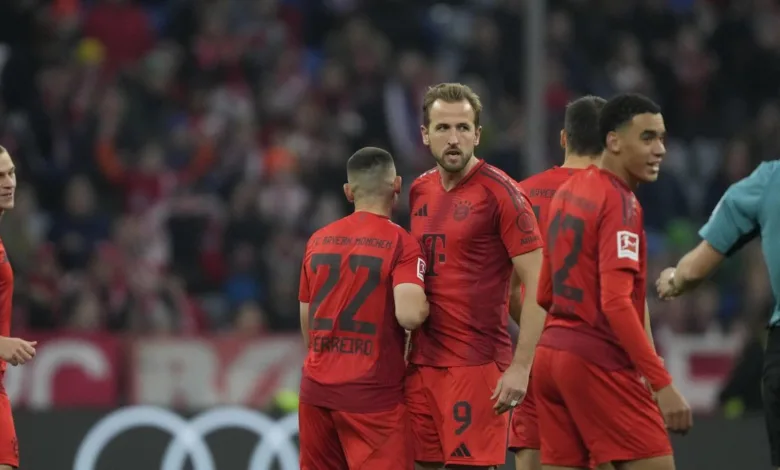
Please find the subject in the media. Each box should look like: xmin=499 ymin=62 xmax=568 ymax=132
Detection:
xmin=409 ymin=160 xmax=543 ymax=370
xmin=298 ymin=212 xmax=426 ymax=413
xmin=0 ymin=241 xmax=11 ymax=376
xmin=537 ymin=166 xmax=670 ymax=389
xmin=521 ymin=166 xmax=583 ymax=227
xmin=518 ymin=166 xmax=584 ymax=306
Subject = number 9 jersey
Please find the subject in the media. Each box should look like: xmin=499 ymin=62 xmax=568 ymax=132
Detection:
xmin=298 ymin=211 xmax=426 ymax=413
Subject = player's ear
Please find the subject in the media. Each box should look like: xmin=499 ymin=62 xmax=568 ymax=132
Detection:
xmin=420 ymin=125 xmax=430 ymax=146
xmin=393 ymin=176 xmax=402 ymax=194
xmin=343 ymin=183 xmax=354 ymax=203
xmin=606 ymin=131 xmax=620 ymax=154
xmin=474 ymin=125 xmax=482 ymax=146
xmin=560 ymin=129 xmax=567 ymax=150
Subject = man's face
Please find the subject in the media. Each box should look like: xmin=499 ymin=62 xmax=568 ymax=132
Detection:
xmin=420 ymin=99 xmax=481 ymax=173
xmin=0 ymin=153 xmax=16 ymax=210
xmin=614 ymin=113 xmax=666 ymax=183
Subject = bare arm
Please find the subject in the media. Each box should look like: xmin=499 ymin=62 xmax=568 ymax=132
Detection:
xmin=508 ymin=271 xmax=522 ymax=325
xmin=511 ymin=248 xmax=546 ymax=370
xmin=394 ymin=284 xmax=429 ymax=330
xmin=299 ymin=302 xmax=310 ymax=348
xmin=667 ymin=241 xmax=725 ymax=296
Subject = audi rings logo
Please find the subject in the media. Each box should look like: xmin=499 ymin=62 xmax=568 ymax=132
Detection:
xmin=73 ymin=406 xmax=299 ymax=470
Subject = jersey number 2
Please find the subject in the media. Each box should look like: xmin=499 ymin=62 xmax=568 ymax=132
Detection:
xmin=309 ymin=254 xmax=382 ymax=335
xmin=548 ymin=211 xmax=584 ymax=302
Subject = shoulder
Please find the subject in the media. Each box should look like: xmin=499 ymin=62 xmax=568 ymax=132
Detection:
xmin=755 ymin=160 xmax=780 ymax=179
xmin=731 ymin=160 xmax=780 ymax=193
xmin=553 ymin=169 xmax=611 ymax=214
xmin=393 ymin=223 xmax=418 ymax=246
xmin=383 ymin=218 xmax=409 ymax=238
xmin=410 ymin=167 xmax=439 ymax=195
xmin=598 ymin=175 xmax=642 ymax=226
xmin=520 ymin=167 xmax=569 ymax=189
xmin=556 ymin=167 xmax=600 ymax=197
xmin=477 ymin=163 xmax=527 ymax=199
xmin=307 ymin=217 xmax=345 ymax=246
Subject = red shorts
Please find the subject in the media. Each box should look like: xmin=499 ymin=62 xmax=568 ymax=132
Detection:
xmin=534 ymin=347 xmax=672 ymax=467
xmin=405 ymin=363 xmax=508 ymax=466
xmin=0 ymin=395 xmax=18 ymax=468
xmin=298 ymin=402 xmax=412 ymax=470
xmin=508 ymin=375 xmax=539 ymax=451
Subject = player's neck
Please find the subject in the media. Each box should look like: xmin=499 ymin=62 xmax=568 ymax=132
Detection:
xmin=562 ymin=154 xmax=601 ymax=169
xmin=438 ymin=156 xmax=478 ymax=192
xmin=601 ymin=157 xmax=639 ymax=190
xmin=353 ymin=203 xmax=392 ymax=218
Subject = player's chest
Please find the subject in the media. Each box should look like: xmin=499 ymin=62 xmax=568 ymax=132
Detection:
xmin=410 ymin=190 xmax=496 ymax=245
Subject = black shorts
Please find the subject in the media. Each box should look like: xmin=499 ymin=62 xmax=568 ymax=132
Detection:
xmin=763 ymin=326 xmax=780 ymax=467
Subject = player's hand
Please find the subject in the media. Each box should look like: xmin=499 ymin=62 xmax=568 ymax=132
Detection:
xmin=491 ymin=363 xmax=529 ymax=414
xmin=655 ymin=383 xmax=693 ymax=435
xmin=655 ymin=268 xmax=679 ymax=300
xmin=0 ymin=338 xmax=37 ymax=366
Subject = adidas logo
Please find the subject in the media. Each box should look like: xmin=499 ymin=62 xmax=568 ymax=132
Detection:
xmin=450 ymin=443 xmax=472 ymax=458
xmin=413 ymin=204 xmax=428 ymax=217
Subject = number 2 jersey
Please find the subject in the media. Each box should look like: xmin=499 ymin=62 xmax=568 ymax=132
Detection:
xmin=409 ymin=160 xmax=543 ymax=370
xmin=537 ymin=166 xmax=670 ymax=389
xmin=298 ymin=212 xmax=426 ymax=413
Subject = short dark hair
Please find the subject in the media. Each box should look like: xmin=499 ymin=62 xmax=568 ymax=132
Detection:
xmin=346 ymin=147 xmax=395 ymax=174
xmin=422 ymin=83 xmax=483 ymax=127
xmin=346 ymin=147 xmax=396 ymax=198
xmin=599 ymin=93 xmax=661 ymax=145
xmin=564 ymin=96 xmax=607 ymax=156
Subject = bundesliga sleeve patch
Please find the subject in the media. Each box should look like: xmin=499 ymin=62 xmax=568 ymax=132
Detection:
xmin=616 ymin=230 xmax=640 ymax=261
xmin=417 ymin=258 xmax=427 ymax=281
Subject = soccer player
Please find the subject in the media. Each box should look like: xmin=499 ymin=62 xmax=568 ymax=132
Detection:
xmin=298 ymin=147 xmax=429 ymax=470
xmin=0 ymin=147 xmax=38 ymax=470
xmin=406 ymin=83 xmax=546 ymax=470
xmin=534 ymin=94 xmax=692 ymax=470
xmin=509 ymin=95 xmax=606 ymax=470
xmin=655 ymin=160 xmax=780 ymax=470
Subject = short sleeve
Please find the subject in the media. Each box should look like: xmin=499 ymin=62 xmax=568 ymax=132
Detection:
xmin=598 ymin=191 xmax=642 ymax=274
xmin=392 ymin=231 xmax=426 ymax=288
xmin=298 ymin=247 xmax=311 ymax=302
xmin=495 ymin=183 xmax=543 ymax=257
xmin=699 ymin=162 xmax=774 ymax=256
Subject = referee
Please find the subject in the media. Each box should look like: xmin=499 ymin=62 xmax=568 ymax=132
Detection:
xmin=655 ymin=160 xmax=780 ymax=469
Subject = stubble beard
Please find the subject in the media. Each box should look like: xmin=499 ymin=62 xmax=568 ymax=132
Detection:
xmin=435 ymin=150 xmax=472 ymax=174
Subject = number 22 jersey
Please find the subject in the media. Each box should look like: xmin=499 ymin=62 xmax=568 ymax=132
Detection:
xmin=298 ymin=212 xmax=426 ymax=413
xmin=409 ymin=160 xmax=543 ymax=370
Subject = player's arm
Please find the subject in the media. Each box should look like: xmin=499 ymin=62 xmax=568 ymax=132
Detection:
xmin=299 ymin=303 xmax=310 ymax=348
xmin=298 ymin=247 xmax=312 ymax=348
xmin=494 ymin=186 xmax=546 ymax=370
xmin=598 ymin=198 xmax=671 ymax=391
xmin=392 ymin=233 xmax=429 ymax=330
xmin=511 ymin=249 xmax=546 ymax=368
xmin=508 ymin=272 xmax=522 ymax=325
xmin=661 ymin=163 xmax=772 ymax=298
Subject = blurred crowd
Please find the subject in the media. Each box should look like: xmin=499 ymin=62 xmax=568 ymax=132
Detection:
xmin=0 ymin=0 xmax=775 ymax=345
